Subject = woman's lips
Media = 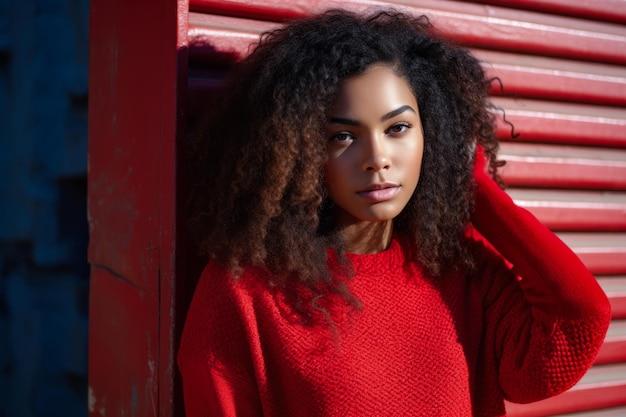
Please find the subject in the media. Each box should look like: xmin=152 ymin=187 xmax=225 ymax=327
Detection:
xmin=357 ymin=184 xmax=400 ymax=202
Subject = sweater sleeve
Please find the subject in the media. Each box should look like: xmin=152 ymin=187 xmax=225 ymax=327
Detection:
xmin=471 ymin=148 xmax=611 ymax=403
xmin=177 ymin=262 xmax=264 ymax=417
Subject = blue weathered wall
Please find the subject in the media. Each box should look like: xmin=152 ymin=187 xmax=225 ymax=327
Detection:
xmin=0 ymin=0 xmax=89 ymax=415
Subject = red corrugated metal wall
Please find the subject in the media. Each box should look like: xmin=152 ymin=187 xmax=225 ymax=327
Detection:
xmin=87 ymin=0 xmax=626 ymax=415
xmin=185 ymin=0 xmax=626 ymax=415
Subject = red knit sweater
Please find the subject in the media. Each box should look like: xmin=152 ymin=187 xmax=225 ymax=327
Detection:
xmin=178 ymin=171 xmax=611 ymax=416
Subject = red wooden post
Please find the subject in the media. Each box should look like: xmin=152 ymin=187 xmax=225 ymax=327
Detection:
xmin=87 ymin=0 xmax=189 ymax=415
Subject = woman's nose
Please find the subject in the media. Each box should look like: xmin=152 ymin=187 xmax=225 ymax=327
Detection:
xmin=361 ymin=136 xmax=391 ymax=172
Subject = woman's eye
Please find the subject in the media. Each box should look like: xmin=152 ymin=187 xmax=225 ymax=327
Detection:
xmin=329 ymin=132 xmax=354 ymax=142
xmin=387 ymin=122 xmax=412 ymax=135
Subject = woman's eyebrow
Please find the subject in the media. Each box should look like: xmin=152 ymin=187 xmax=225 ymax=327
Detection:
xmin=328 ymin=116 xmax=360 ymax=126
xmin=381 ymin=105 xmax=416 ymax=122
xmin=328 ymin=105 xmax=416 ymax=126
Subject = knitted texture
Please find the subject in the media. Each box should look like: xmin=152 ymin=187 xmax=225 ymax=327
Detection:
xmin=178 ymin=150 xmax=610 ymax=416
xmin=178 ymin=237 xmax=610 ymax=416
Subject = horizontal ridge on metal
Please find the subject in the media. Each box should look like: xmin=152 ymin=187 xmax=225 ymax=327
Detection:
xmin=558 ymin=232 xmax=626 ymax=275
xmin=499 ymin=143 xmax=626 ymax=190
xmin=189 ymin=0 xmax=626 ymax=64
xmin=595 ymin=318 xmax=626 ymax=364
xmin=471 ymin=0 xmax=626 ymax=25
xmin=491 ymin=97 xmax=626 ymax=146
xmin=507 ymin=188 xmax=626 ymax=231
xmin=598 ymin=277 xmax=626 ymax=320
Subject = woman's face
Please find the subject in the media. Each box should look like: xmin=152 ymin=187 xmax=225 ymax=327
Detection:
xmin=324 ymin=65 xmax=424 ymax=227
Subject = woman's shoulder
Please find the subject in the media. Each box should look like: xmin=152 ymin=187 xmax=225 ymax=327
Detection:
xmin=182 ymin=260 xmax=274 ymax=351
xmin=194 ymin=259 xmax=272 ymax=300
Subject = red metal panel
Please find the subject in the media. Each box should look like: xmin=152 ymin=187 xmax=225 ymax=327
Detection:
xmin=558 ymin=407 xmax=626 ymax=417
xmin=491 ymin=97 xmax=626 ymax=146
xmin=499 ymin=143 xmax=626 ymax=190
xmin=598 ymin=277 xmax=626 ymax=320
xmin=596 ymin=319 xmax=626 ymax=364
xmin=190 ymin=0 xmax=626 ymax=64
xmin=507 ymin=189 xmax=626 ymax=231
xmin=472 ymin=0 xmax=626 ymax=24
xmin=87 ymin=0 xmax=188 ymax=416
xmin=559 ymin=233 xmax=626 ymax=275
xmin=187 ymin=30 xmax=626 ymax=108
xmin=186 ymin=15 xmax=626 ymax=150
xmin=478 ymin=50 xmax=626 ymax=106
xmin=505 ymin=363 xmax=626 ymax=416
xmin=187 ymin=13 xmax=268 ymax=68
xmin=187 ymin=16 xmax=626 ymax=105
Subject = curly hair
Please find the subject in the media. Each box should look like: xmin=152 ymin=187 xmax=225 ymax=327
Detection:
xmin=189 ymin=9 xmax=504 ymax=316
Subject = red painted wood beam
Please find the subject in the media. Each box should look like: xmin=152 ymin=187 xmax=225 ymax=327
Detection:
xmin=473 ymin=0 xmax=626 ymax=25
xmin=506 ymin=363 xmax=626 ymax=416
xmin=189 ymin=0 xmax=626 ymax=64
xmin=88 ymin=0 xmax=189 ymax=415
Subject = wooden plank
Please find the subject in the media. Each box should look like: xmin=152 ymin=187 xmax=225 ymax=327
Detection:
xmin=472 ymin=0 xmax=626 ymax=24
xmin=558 ymin=233 xmax=626 ymax=275
xmin=506 ymin=363 xmax=626 ymax=416
xmin=507 ymin=189 xmax=626 ymax=231
xmin=89 ymin=267 xmax=158 ymax=417
xmin=491 ymin=97 xmax=626 ymax=147
xmin=596 ymin=318 xmax=626 ymax=364
xmin=498 ymin=143 xmax=626 ymax=190
xmin=189 ymin=0 xmax=626 ymax=64
xmin=87 ymin=0 xmax=188 ymax=416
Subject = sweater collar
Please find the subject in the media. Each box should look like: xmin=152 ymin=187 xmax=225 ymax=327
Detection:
xmin=343 ymin=237 xmax=406 ymax=276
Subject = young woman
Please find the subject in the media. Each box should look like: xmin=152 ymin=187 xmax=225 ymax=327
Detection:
xmin=178 ymin=9 xmax=611 ymax=416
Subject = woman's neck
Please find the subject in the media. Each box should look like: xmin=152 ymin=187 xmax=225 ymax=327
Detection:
xmin=337 ymin=220 xmax=394 ymax=254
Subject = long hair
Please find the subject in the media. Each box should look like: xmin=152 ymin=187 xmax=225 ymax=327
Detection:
xmin=188 ymin=9 xmax=504 ymax=317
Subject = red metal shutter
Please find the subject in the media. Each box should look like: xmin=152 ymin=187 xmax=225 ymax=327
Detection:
xmin=186 ymin=0 xmax=626 ymax=415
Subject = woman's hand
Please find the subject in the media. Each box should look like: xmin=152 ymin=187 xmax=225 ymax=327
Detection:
xmin=472 ymin=144 xmax=497 ymax=197
xmin=473 ymin=143 xmax=487 ymax=179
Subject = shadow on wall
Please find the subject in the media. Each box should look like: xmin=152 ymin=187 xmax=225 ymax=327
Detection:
xmin=0 ymin=1 xmax=90 ymax=416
